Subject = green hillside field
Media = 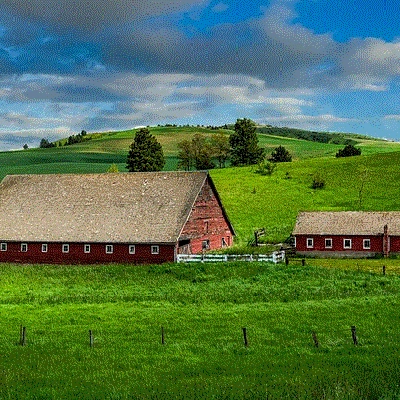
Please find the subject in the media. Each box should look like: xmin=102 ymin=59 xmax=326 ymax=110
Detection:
xmin=1 ymin=125 xmax=400 ymax=245
xmin=1 ymin=260 xmax=400 ymax=399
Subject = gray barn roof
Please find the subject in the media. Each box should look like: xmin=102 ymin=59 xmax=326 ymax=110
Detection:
xmin=0 ymin=172 xmax=211 ymax=243
xmin=293 ymin=211 xmax=400 ymax=236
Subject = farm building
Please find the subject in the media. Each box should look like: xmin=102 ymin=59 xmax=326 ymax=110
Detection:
xmin=0 ymin=172 xmax=234 ymax=264
xmin=293 ymin=211 xmax=400 ymax=258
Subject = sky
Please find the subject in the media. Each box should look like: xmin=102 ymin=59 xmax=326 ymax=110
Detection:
xmin=0 ymin=0 xmax=399 ymax=150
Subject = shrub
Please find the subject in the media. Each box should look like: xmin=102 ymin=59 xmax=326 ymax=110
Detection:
xmin=311 ymin=174 xmax=325 ymax=189
xmin=336 ymin=144 xmax=362 ymax=158
xmin=269 ymin=145 xmax=292 ymax=162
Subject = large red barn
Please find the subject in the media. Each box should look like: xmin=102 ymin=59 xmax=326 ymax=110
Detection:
xmin=0 ymin=172 xmax=234 ymax=264
xmin=293 ymin=211 xmax=400 ymax=257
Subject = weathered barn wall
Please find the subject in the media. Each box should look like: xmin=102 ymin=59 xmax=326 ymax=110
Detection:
xmin=0 ymin=242 xmax=176 ymax=264
xmin=179 ymin=177 xmax=233 ymax=254
xmin=295 ymin=235 xmax=383 ymax=254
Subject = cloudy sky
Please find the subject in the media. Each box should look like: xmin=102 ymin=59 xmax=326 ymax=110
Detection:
xmin=0 ymin=0 xmax=399 ymax=149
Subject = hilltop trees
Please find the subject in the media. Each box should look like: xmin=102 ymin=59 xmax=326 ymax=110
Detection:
xmin=177 ymin=134 xmax=215 ymax=170
xmin=229 ymin=118 xmax=264 ymax=166
xmin=126 ymin=128 xmax=165 ymax=172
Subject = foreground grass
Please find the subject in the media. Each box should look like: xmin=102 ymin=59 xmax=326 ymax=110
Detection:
xmin=1 ymin=261 xmax=400 ymax=398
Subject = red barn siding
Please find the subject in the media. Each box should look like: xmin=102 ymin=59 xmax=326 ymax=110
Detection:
xmin=179 ymin=178 xmax=233 ymax=254
xmin=296 ymin=235 xmax=383 ymax=254
xmin=0 ymin=242 xmax=175 ymax=264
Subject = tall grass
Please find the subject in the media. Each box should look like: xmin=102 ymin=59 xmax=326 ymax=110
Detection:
xmin=0 ymin=261 xmax=400 ymax=398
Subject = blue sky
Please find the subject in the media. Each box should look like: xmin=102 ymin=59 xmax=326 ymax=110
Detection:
xmin=0 ymin=0 xmax=399 ymax=149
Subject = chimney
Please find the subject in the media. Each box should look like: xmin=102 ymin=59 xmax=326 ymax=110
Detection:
xmin=383 ymin=224 xmax=389 ymax=257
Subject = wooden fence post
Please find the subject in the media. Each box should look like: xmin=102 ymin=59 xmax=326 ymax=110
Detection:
xmin=351 ymin=326 xmax=358 ymax=346
xmin=383 ymin=265 xmax=386 ymax=275
xmin=312 ymin=331 xmax=319 ymax=348
xmin=242 ymin=327 xmax=248 ymax=347
xmin=89 ymin=330 xmax=94 ymax=347
xmin=302 ymin=259 xmax=306 ymax=266
xmin=20 ymin=326 xmax=26 ymax=346
xmin=161 ymin=326 xmax=165 ymax=345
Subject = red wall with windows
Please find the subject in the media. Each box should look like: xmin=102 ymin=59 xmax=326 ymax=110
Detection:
xmin=0 ymin=242 xmax=175 ymax=264
xmin=295 ymin=235 xmax=383 ymax=253
xmin=179 ymin=177 xmax=234 ymax=254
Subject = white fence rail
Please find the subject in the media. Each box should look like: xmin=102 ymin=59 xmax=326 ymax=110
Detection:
xmin=176 ymin=250 xmax=285 ymax=264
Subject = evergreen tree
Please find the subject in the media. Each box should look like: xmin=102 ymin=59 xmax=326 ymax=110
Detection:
xmin=126 ymin=128 xmax=165 ymax=172
xmin=229 ymin=118 xmax=264 ymax=166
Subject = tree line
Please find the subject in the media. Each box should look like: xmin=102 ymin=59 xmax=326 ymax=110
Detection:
xmin=126 ymin=118 xmax=281 ymax=172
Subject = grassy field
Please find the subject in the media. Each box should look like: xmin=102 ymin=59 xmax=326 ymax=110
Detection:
xmin=211 ymin=150 xmax=400 ymax=244
xmin=0 ymin=126 xmax=400 ymax=245
xmin=0 ymin=260 xmax=400 ymax=398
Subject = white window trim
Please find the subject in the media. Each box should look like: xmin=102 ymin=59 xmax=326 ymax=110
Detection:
xmin=106 ymin=245 xmax=114 ymax=254
xmin=62 ymin=244 xmax=70 ymax=253
xmin=151 ymin=245 xmax=159 ymax=255
xmin=221 ymin=237 xmax=227 ymax=247
xmin=363 ymin=239 xmax=371 ymax=249
xmin=1 ymin=242 xmax=7 ymax=251
xmin=42 ymin=244 xmax=48 ymax=253
xmin=343 ymin=239 xmax=352 ymax=249
xmin=84 ymin=244 xmax=91 ymax=254
xmin=21 ymin=243 xmax=28 ymax=252
xmin=325 ymin=238 xmax=333 ymax=249
xmin=306 ymin=238 xmax=314 ymax=249
xmin=129 ymin=245 xmax=136 ymax=254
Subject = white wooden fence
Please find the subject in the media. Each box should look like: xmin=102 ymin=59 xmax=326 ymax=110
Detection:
xmin=176 ymin=250 xmax=285 ymax=264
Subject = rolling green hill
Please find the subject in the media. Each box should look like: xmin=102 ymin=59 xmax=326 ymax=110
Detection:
xmin=1 ymin=125 xmax=400 ymax=244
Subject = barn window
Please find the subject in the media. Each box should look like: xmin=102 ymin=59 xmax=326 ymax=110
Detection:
xmin=106 ymin=245 xmax=113 ymax=254
xmin=42 ymin=244 xmax=48 ymax=253
xmin=129 ymin=245 xmax=136 ymax=254
xmin=363 ymin=239 xmax=371 ymax=249
xmin=221 ymin=237 xmax=227 ymax=247
xmin=151 ymin=245 xmax=159 ymax=255
xmin=62 ymin=244 xmax=69 ymax=253
xmin=202 ymin=240 xmax=210 ymax=250
xmin=21 ymin=243 xmax=28 ymax=252
xmin=325 ymin=238 xmax=332 ymax=248
xmin=0 ymin=243 xmax=7 ymax=251
xmin=306 ymin=238 xmax=314 ymax=248
xmin=204 ymin=221 xmax=209 ymax=233
xmin=84 ymin=244 xmax=91 ymax=253
xmin=343 ymin=239 xmax=352 ymax=249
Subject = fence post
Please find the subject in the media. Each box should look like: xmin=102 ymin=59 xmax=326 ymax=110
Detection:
xmin=89 ymin=330 xmax=94 ymax=347
xmin=383 ymin=265 xmax=386 ymax=275
xmin=312 ymin=331 xmax=319 ymax=348
xmin=242 ymin=327 xmax=248 ymax=347
xmin=20 ymin=326 xmax=26 ymax=346
xmin=351 ymin=326 xmax=358 ymax=346
xmin=161 ymin=326 xmax=165 ymax=345
xmin=302 ymin=258 xmax=306 ymax=266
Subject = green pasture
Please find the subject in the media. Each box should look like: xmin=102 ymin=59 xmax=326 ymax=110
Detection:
xmin=2 ymin=125 xmax=398 ymax=183
xmin=211 ymin=150 xmax=400 ymax=244
xmin=0 ymin=126 xmax=400 ymax=244
xmin=0 ymin=260 xmax=400 ymax=398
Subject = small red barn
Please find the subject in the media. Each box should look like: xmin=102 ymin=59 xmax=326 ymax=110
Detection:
xmin=293 ymin=211 xmax=400 ymax=257
xmin=0 ymin=172 xmax=234 ymax=264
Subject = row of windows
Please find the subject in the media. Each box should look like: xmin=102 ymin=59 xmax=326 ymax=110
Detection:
xmin=306 ymin=238 xmax=371 ymax=250
xmin=0 ymin=243 xmax=160 ymax=255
